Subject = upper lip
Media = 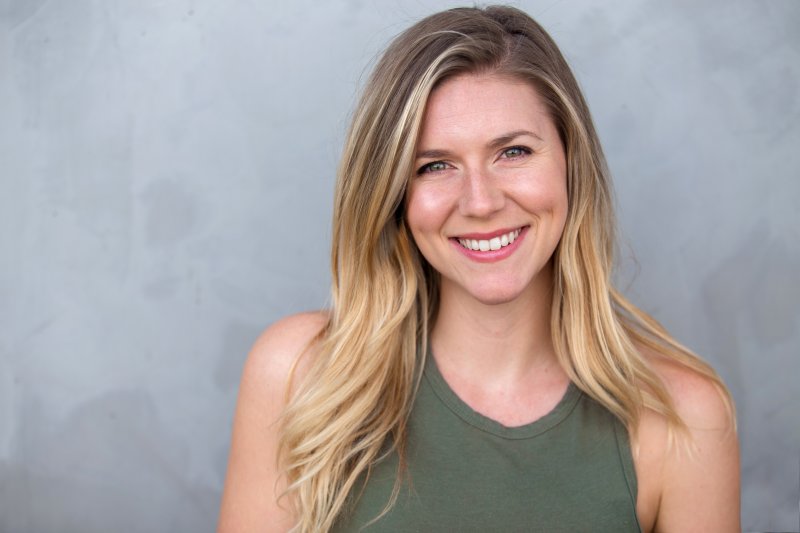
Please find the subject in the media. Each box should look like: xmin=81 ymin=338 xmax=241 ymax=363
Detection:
xmin=452 ymin=226 xmax=526 ymax=240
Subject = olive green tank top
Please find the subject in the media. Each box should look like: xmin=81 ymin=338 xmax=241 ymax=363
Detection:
xmin=333 ymin=355 xmax=642 ymax=532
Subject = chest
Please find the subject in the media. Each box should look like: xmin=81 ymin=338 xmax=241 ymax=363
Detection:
xmin=333 ymin=371 xmax=642 ymax=532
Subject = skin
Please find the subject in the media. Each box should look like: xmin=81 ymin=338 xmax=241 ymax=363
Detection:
xmin=407 ymin=74 xmax=571 ymax=427
xmin=218 ymin=74 xmax=740 ymax=532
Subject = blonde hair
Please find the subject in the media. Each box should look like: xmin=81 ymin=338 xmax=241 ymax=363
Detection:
xmin=278 ymin=6 xmax=733 ymax=531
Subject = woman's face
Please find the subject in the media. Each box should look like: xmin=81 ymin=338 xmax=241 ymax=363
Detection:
xmin=406 ymin=73 xmax=568 ymax=305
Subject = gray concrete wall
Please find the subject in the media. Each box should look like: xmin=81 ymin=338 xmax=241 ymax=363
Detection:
xmin=1 ymin=1 xmax=797 ymax=531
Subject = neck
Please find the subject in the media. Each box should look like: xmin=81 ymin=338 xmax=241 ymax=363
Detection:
xmin=430 ymin=264 xmax=558 ymax=382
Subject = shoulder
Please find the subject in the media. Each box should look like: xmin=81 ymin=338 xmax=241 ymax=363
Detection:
xmin=243 ymin=310 xmax=329 ymax=391
xmin=218 ymin=311 xmax=328 ymax=532
xmin=635 ymin=347 xmax=740 ymax=533
xmin=644 ymin=350 xmax=735 ymax=432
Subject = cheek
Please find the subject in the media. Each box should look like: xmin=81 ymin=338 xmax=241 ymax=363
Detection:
xmin=404 ymin=191 xmax=430 ymax=255
xmin=550 ymin=183 xmax=569 ymax=245
xmin=512 ymin=174 xmax=568 ymax=216
xmin=404 ymin=184 xmax=458 ymax=272
xmin=550 ymin=180 xmax=569 ymax=220
xmin=405 ymin=183 xmax=454 ymax=235
xmin=547 ymin=183 xmax=569 ymax=238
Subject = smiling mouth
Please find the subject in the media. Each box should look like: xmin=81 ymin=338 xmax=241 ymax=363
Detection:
xmin=456 ymin=227 xmax=523 ymax=252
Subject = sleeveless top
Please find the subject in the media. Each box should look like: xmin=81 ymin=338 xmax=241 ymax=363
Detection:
xmin=332 ymin=355 xmax=642 ymax=532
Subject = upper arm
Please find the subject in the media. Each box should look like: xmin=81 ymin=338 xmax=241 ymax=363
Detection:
xmin=217 ymin=311 xmax=328 ymax=533
xmin=652 ymin=363 xmax=740 ymax=533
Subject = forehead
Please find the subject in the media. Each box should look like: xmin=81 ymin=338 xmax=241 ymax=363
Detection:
xmin=418 ymin=73 xmax=555 ymax=144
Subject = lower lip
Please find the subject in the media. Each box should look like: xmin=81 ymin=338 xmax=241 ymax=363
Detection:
xmin=450 ymin=226 xmax=529 ymax=263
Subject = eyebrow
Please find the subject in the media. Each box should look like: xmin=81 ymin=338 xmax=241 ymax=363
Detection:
xmin=415 ymin=129 xmax=544 ymax=160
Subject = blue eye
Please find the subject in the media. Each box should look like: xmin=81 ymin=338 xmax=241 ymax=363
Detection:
xmin=417 ymin=161 xmax=449 ymax=175
xmin=502 ymin=146 xmax=531 ymax=159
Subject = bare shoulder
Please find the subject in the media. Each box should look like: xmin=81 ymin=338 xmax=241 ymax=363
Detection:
xmin=635 ymin=346 xmax=740 ymax=533
xmin=218 ymin=311 xmax=328 ymax=533
xmin=244 ymin=310 xmax=329 ymax=391
xmin=643 ymin=349 xmax=735 ymax=432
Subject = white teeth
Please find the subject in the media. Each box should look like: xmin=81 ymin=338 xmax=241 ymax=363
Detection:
xmin=457 ymin=228 xmax=522 ymax=252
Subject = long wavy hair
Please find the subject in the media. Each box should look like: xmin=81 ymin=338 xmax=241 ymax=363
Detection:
xmin=278 ymin=6 xmax=733 ymax=531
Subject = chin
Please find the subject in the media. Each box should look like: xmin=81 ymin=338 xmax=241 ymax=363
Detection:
xmin=469 ymin=285 xmax=528 ymax=306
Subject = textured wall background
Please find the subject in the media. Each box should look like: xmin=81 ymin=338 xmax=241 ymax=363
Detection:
xmin=1 ymin=0 xmax=797 ymax=531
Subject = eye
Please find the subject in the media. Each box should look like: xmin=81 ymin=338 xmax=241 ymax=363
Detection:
xmin=416 ymin=160 xmax=450 ymax=175
xmin=500 ymin=146 xmax=531 ymax=159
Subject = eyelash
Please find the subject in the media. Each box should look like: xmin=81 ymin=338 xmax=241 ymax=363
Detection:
xmin=416 ymin=161 xmax=449 ymax=175
xmin=501 ymin=145 xmax=532 ymax=159
xmin=415 ymin=145 xmax=532 ymax=176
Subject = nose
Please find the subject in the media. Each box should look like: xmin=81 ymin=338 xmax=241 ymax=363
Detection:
xmin=458 ymin=167 xmax=505 ymax=218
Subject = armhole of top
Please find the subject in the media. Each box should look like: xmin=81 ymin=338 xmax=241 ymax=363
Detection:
xmin=614 ymin=420 xmax=643 ymax=533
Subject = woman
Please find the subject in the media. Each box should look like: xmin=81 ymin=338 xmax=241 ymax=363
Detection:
xmin=219 ymin=6 xmax=739 ymax=532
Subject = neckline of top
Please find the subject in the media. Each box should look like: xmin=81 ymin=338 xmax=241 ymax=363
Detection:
xmin=423 ymin=352 xmax=582 ymax=440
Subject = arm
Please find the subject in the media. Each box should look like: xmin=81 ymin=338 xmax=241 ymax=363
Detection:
xmin=651 ymin=363 xmax=741 ymax=533
xmin=217 ymin=312 xmax=327 ymax=533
